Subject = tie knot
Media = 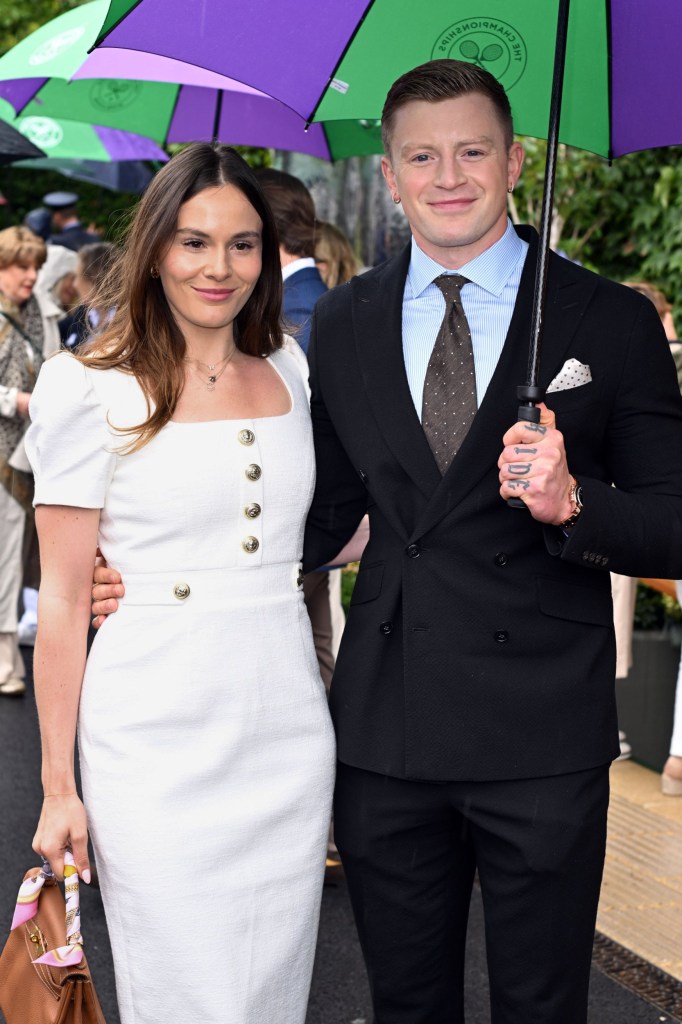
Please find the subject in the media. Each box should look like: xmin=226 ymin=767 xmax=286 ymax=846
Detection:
xmin=434 ymin=274 xmax=469 ymax=303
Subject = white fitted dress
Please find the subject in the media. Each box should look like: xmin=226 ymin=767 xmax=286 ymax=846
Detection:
xmin=26 ymin=347 xmax=336 ymax=1024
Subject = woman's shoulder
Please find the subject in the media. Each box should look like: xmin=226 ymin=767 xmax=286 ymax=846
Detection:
xmin=36 ymin=350 xmax=147 ymax=422
xmin=36 ymin=349 xmax=89 ymax=392
xmin=38 ymin=349 xmax=131 ymax=391
xmin=275 ymin=335 xmax=308 ymax=372
xmin=272 ymin=337 xmax=310 ymax=397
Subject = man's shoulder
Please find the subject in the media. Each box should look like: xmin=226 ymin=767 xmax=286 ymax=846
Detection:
xmin=285 ymin=265 xmax=326 ymax=293
xmin=548 ymin=249 xmax=655 ymax=313
xmin=314 ymin=249 xmax=408 ymax=317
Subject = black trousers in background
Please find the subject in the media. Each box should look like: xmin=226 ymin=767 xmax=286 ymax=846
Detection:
xmin=334 ymin=761 xmax=610 ymax=1024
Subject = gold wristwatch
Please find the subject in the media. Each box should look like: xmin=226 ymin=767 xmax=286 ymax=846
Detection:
xmin=559 ymin=476 xmax=583 ymax=530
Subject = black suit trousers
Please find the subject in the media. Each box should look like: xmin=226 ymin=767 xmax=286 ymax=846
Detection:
xmin=334 ymin=761 xmax=610 ymax=1024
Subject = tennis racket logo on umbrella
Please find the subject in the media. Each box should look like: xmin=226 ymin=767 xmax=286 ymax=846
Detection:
xmin=90 ymin=79 xmax=142 ymax=111
xmin=18 ymin=117 xmax=63 ymax=150
xmin=29 ymin=27 xmax=86 ymax=67
xmin=432 ymin=19 xmax=527 ymax=90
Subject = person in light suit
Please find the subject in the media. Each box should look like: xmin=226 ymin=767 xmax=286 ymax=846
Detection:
xmin=93 ymin=61 xmax=682 ymax=1022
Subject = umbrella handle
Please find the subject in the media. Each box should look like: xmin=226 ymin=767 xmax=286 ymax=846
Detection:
xmin=507 ymin=384 xmax=545 ymax=509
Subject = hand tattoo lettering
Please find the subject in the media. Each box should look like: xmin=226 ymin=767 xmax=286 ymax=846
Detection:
xmin=524 ymin=422 xmax=547 ymax=436
xmin=513 ymin=447 xmax=537 ymax=455
xmin=508 ymin=463 xmax=532 ymax=476
xmin=508 ymin=479 xmax=531 ymax=491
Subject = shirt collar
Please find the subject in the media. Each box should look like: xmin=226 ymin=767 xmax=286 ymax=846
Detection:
xmin=281 ymin=256 xmax=316 ymax=282
xmin=407 ymin=220 xmax=527 ymax=299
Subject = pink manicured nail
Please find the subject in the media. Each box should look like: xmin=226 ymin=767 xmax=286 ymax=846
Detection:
xmin=82 ymin=869 xmax=91 ymax=885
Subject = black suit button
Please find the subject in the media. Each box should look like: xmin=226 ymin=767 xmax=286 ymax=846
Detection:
xmin=582 ymin=551 xmax=591 ymax=561
xmin=494 ymin=552 xmax=508 ymax=567
xmin=406 ymin=544 xmax=420 ymax=558
xmin=601 ymin=556 xmax=609 ymax=566
xmin=379 ymin=621 xmax=393 ymax=635
xmin=494 ymin=630 xmax=509 ymax=643
xmin=588 ymin=552 xmax=596 ymax=563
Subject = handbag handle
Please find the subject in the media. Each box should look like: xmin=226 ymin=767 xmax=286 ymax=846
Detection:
xmin=10 ymin=851 xmax=84 ymax=967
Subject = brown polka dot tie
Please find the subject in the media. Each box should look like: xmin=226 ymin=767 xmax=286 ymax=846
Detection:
xmin=421 ymin=274 xmax=477 ymax=474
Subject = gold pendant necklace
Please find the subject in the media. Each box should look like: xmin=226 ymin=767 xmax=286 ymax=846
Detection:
xmin=186 ymin=347 xmax=237 ymax=392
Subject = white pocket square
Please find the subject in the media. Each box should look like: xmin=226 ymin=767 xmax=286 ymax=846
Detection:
xmin=546 ymin=359 xmax=592 ymax=393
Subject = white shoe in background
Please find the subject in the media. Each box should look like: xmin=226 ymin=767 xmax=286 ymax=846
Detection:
xmin=0 ymin=677 xmax=26 ymax=697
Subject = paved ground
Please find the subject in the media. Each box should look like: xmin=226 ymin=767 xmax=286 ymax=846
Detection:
xmin=0 ymin=653 xmax=678 ymax=1023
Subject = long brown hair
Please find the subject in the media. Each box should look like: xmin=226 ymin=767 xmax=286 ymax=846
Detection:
xmin=82 ymin=144 xmax=283 ymax=452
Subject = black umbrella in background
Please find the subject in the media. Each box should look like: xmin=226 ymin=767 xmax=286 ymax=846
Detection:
xmin=0 ymin=118 xmax=45 ymax=165
xmin=14 ymin=158 xmax=157 ymax=193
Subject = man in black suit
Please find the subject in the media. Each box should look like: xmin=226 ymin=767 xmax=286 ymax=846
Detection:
xmin=93 ymin=61 xmax=682 ymax=1022
xmin=42 ymin=191 xmax=100 ymax=252
xmin=301 ymin=60 xmax=682 ymax=1022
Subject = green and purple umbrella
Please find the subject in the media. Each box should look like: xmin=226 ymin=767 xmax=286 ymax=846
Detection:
xmin=0 ymin=98 xmax=167 ymax=164
xmin=93 ymin=0 xmax=682 ymax=160
xmin=0 ymin=75 xmax=383 ymax=162
xmin=0 ymin=1 xmax=381 ymax=162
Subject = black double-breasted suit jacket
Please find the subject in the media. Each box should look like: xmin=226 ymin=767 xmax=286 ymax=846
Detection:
xmin=303 ymin=226 xmax=682 ymax=783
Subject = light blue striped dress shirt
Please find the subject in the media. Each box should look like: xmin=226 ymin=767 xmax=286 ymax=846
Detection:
xmin=402 ymin=220 xmax=528 ymax=415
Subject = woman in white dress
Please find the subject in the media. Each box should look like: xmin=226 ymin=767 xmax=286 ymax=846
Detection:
xmin=26 ymin=144 xmax=336 ymax=1024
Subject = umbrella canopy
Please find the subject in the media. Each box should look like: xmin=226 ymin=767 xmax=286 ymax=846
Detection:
xmin=0 ymin=117 xmax=45 ymax=165
xmin=0 ymin=75 xmax=382 ymax=162
xmin=0 ymin=98 xmax=168 ymax=163
xmin=0 ymin=1 xmax=381 ymax=162
xmin=14 ymin=158 xmax=161 ymax=193
xmin=93 ymin=0 xmax=682 ymax=159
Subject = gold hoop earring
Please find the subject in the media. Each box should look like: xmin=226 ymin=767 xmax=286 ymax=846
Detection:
xmin=150 ymin=265 xmax=160 ymax=278
xmin=393 ymin=194 xmax=401 ymax=204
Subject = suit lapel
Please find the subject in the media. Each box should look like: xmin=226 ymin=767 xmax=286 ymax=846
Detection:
xmin=352 ymin=245 xmax=442 ymax=499
xmin=412 ymin=227 xmax=598 ymax=540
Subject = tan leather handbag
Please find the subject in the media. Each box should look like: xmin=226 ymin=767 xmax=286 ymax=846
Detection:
xmin=0 ymin=859 xmax=106 ymax=1024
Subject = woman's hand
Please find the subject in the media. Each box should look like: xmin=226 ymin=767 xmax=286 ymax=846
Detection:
xmin=91 ymin=556 xmax=124 ymax=628
xmin=33 ymin=793 xmax=91 ymax=884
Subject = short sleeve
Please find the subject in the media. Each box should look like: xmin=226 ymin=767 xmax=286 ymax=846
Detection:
xmin=25 ymin=352 xmax=116 ymax=508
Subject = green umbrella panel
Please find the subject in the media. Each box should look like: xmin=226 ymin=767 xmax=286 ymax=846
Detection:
xmin=0 ymin=98 xmax=168 ymax=162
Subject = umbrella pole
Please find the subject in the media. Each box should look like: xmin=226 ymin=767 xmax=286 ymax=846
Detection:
xmin=508 ymin=0 xmax=571 ymax=508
